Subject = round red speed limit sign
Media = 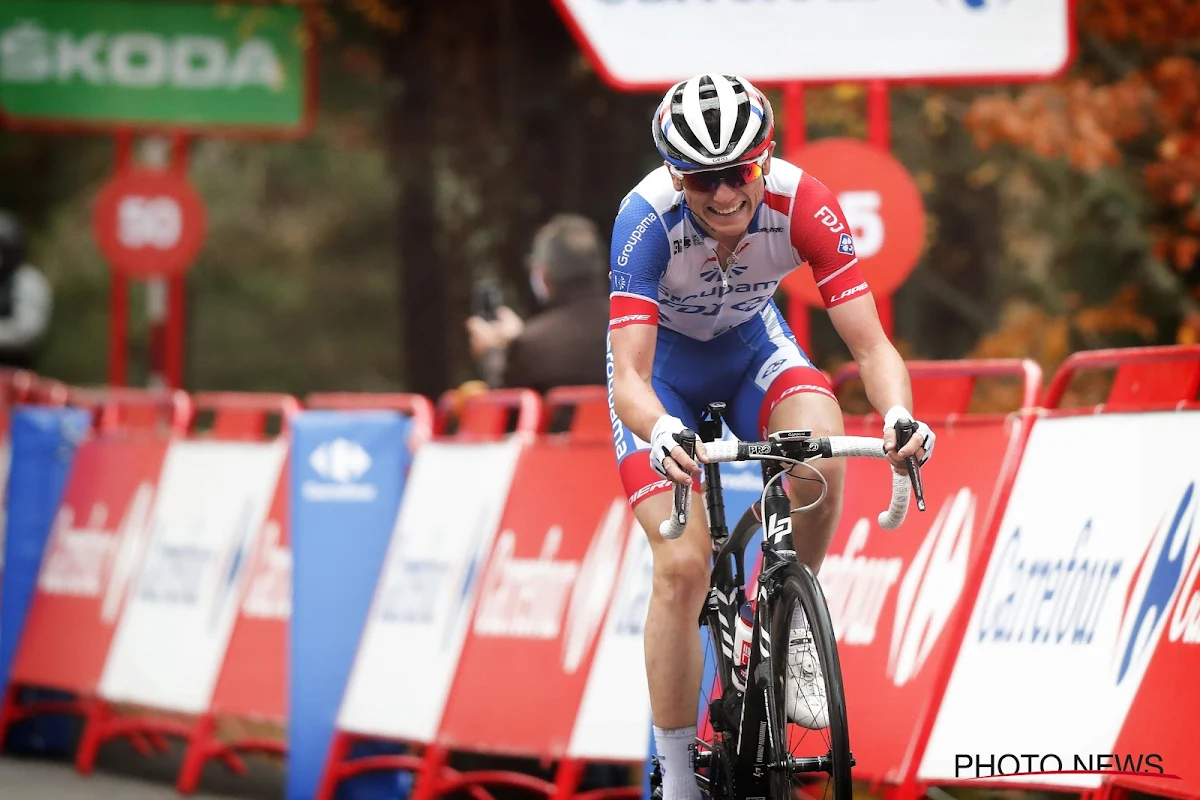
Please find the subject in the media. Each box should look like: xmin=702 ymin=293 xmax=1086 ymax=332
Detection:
xmin=784 ymin=138 xmax=926 ymax=308
xmin=92 ymin=168 xmax=207 ymax=279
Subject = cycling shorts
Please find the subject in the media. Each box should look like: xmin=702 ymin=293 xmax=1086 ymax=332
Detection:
xmin=607 ymin=301 xmax=835 ymax=507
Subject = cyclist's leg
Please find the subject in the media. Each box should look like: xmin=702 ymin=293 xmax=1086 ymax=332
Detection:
xmin=726 ymin=302 xmax=846 ymax=573
xmin=727 ymin=303 xmax=845 ymax=730
xmin=610 ymin=368 xmax=709 ymax=800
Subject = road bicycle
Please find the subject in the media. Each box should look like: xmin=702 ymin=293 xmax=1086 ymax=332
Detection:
xmin=649 ymin=400 xmax=926 ymax=800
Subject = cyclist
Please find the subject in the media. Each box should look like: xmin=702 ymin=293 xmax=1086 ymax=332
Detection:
xmin=607 ymin=73 xmax=935 ymax=800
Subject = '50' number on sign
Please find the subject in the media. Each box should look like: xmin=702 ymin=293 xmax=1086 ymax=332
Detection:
xmin=118 ymin=195 xmax=182 ymax=249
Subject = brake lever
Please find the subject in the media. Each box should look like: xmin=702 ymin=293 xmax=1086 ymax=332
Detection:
xmin=894 ymin=419 xmax=926 ymax=512
xmin=671 ymin=428 xmax=698 ymax=524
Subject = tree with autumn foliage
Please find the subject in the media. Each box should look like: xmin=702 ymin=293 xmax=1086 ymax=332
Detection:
xmin=963 ymin=0 xmax=1200 ymax=376
xmin=4 ymin=0 xmax=1197 ymax=402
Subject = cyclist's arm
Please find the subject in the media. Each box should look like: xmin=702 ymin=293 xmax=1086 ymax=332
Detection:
xmin=609 ymin=323 xmax=666 ymax=444
xmin=608 ymin=190 xmax=671 ymax=445
xmin=827 ymin=297 xmax=913 ymax=417
xmin=608 ymin=190 xmax=702 ymax=482
xmin=790 ymin=175 xmax=917 ymax=455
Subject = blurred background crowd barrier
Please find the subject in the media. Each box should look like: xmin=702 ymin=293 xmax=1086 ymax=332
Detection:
xmin=0 ymin=344 xmax=1197 ymax=800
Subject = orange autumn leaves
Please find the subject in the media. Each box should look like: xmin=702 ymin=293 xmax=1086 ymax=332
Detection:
xmin=963 ymin=0 xmax=1200 ymax=359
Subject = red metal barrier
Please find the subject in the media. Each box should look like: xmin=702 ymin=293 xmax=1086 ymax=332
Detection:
xmin=0 ymin=423 xmax=175 ymax=770
xmin=542 ymin=385 xmax=610 ymax=442
xmin=316 ymin=388 xmax=640 ymax=800
xmin=0 ymin=367 xmax=35 ymax=405
xmin=819 ymin=359 xmax=1042 ymax=799
xmin=894 ymin=347 xmax=1200 ymax=800
xmin=400 ymin=437 xmax=642 ymax=800
xmin=67 ymin=386 xmax=192 ymax=434
xmin=833 ymin=357 xmax=1043 ymax=419
xmin=70 ymin=392 xmax=299 ymax=791
xmin=28 ymin=377 xmax=70 ymax=405
xmin=189 ymin=391 xmax=301 ymax=439
xmin=1041 ymin=344 xmax=1200 ymax=412
xmin=1 ymin=384 xmax=184 ymax=759
xmin=307 ymin=391 xmax=435 ymax=449
xmin=435 ymin=388 xmax=542 ymax=440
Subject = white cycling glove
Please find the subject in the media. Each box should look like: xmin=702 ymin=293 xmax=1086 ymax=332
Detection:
xmin=650 ymin=414 xmax=689 ymax=478
xmin=884 ymin=406 xmax=936 ymax=466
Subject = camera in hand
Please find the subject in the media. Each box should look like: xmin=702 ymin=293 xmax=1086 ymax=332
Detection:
xmin=472 ymin=278 xmax=503 ymax=322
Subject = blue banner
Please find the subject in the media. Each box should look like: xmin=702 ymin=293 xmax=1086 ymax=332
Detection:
xmin=288 ymin=411 xmax=415 ymax=800
xmin=0 ymin=406 xmax=90 ymax=753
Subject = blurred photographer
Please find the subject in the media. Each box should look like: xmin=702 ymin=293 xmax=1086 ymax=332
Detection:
xmin=466 ymin=213 xmax=609 ymax=394
xmin=0 ymin=211 xmax=52 ymax=370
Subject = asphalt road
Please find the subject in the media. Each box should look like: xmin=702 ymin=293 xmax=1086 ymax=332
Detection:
xmin=0 ymin=737 xmax=284 ymax=799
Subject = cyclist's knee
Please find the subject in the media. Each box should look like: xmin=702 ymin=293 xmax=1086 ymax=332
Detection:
xmin=651 ymin=543 xmax=710 ymax=606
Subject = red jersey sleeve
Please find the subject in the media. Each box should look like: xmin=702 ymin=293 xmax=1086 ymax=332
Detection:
xmin=789 ymin=174 xmax=870 ymax=308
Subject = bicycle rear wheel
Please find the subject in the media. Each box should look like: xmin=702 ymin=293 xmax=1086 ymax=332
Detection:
xmin=767 ymin=559 xmax=853 ymax=800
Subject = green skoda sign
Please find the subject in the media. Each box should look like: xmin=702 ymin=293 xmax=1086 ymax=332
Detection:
xmin=0 ymin=0 xmax=312 ymax=134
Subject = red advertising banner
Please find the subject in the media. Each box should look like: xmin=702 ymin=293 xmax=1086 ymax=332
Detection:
xmin=792 ymin=416 xmax=1024 ymax=776
xmin=1109 ymin=479 xmax=1200 ymax=797
xmin=10 ymin=437 xmax=168 ymax=693
xmin=436 ymin=443 xmax=629 ymax=757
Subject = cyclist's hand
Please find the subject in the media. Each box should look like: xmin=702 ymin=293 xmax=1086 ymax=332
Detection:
xmin=650 ymin=415 xmax=704 ymax=486
xmin=882 ymin=406 xmax=936 ymax=474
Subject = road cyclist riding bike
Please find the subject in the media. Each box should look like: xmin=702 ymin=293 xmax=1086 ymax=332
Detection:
xmin=606 ymin=73 xmax=936 ymax=800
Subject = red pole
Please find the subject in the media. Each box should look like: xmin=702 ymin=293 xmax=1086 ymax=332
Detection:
xmin=166 ymin=133 xmax=191 ymax=389
xmin=109 ymin=275 xmax=129 ymax=387
xmin=866 ymin=80 xmax=895 ymax=340
xmin=782 ymin=82 xmax=810 ymax=353
xmin=108 ymin=130 xmax=134 ymax=387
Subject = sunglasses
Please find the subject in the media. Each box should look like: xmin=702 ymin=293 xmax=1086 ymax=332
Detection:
xmin=676 ymin=160 xmax=764 ymax=193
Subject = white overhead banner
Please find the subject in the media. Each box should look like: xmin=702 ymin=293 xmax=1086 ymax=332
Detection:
xmin=553 ymin=0 xmax=1072 ymax=87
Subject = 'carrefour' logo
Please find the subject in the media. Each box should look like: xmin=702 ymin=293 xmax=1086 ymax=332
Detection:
xmin=309 ymin=438 xmax=371 ymax=483
xmin=1113 ymin=483 xmax=1198 ymax=685
xmin=888 ymin=488 xmax=974 ymax=686
xmin=302 ymin=438 xmax=378 ymax=502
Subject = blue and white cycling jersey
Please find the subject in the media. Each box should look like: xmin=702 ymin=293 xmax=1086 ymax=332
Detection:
xmin=605 ymin=158 xmax=871 ymax=504
xmin=608 ymin=159 xmax=868 ymax=342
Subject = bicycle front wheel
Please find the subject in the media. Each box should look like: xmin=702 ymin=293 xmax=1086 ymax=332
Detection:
xmin=767 ymin=561 xmax=853 ymax=800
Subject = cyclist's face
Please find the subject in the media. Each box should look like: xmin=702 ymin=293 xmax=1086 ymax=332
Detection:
xmin=671 ymin=144 xmax=774 ymax=240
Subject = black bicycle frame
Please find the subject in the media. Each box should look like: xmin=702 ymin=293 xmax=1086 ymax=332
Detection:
xmin=695 ymin=401 xmax=797 ymax=798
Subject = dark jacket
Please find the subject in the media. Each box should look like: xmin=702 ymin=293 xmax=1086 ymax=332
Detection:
xmin=502 ymin=282 xmax=610 ymax=395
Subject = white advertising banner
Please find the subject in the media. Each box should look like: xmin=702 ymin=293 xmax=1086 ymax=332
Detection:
xmin=336 ymin=439 xmax=523 ymax=742
xmin=98 ymin=439 xmax=287 ymax=714
xmin=918 ymin=412 xmax=1200 ymax=787
xmin=554 ymin=0 xmax=1072 ymax=87
xmin=568 ymin=511 xmax=653 ymax=760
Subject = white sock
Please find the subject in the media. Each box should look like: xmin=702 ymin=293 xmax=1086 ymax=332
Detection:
xmin=654 ymin=725 xmax=701 ymax=800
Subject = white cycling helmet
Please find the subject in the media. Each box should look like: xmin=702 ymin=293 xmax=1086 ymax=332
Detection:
xmin=652 ymin=73 xmax=774 ymax=172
